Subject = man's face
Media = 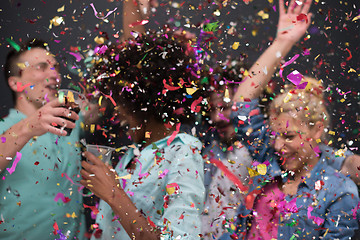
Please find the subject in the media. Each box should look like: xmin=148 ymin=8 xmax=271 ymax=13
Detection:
xmin=12 ymin=47 xmax=61 ymax=107
xmin=209 ymin=88 xmax=235 ymax=143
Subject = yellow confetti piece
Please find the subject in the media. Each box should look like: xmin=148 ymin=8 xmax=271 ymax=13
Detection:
xmin=66 ymin=91 xmax=75 ymax=102
xmin=329 ymin=131 xmax=335 ymax=135
xmin=232 ymin=42 xmax=240 ymax=50
xmin=257 ymin=164 xmax=267 ymax=175
xmin=186 ymin=88 xmax=198 ymax=95
xmin=145 ymin=131 xmax=151 ymax=138
xmin=57 ymin=5 xmax=65 ymax=12
xmin=352 ymin=15 xmax=360 ymax=21
xmin=316 ymin=139 xmax=321 ymax=143
xmin=283 ymin=92 xmax=292 ymax=103
xmin=251 ymin=29 xmax=258 ymax=37
xmin=348 ymin=68 xmax=356 ymax=73
xmin=166 ymin=187 xmax=175 ymax=195
xmin=117 ymin=174 xmax=131 ymax=180
xmin=257 ymin=10 xmax=269 ymax=20
xmin=247 ymin=167 xmax=259 ymax=178
xmin=98 ymin=96 xmax=103 ymax=106
xmin=90 ymin=124 xmax=95 ymax=133
xmin=335 ymin=149 xmax=346 ymax=157
xmin=340 ymin=98 xmax=345 ymax=103
xmin=49 ymin=16 xmax=64 ymax=29
xmin=94 ymin=36 xmax=105 ymax=45
xmin=17 ymin=63 xmax=26 ymax=70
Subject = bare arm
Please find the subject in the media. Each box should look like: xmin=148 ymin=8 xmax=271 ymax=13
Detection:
xmin=233 ymin=0 xmax=313 ymax=102
xmin=0 ymin=99 xmax=79 ymax=172
xmin=341 ymin=154 xmax=360 ymax=186
xmin=80 ymin=151 xmax=161 ymax=239
xmin=122 ymin=0 xmax=157 ymax=40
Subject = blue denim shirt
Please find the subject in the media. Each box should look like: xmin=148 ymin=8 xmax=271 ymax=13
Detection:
xmin=219 ymin=99 xmax=359 ymax=240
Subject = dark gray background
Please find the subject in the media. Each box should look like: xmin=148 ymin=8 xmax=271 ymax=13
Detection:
xmin=0 ymin=0 xmax=359 ymax=153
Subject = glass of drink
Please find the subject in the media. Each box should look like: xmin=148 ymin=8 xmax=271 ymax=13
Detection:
xmin=86 ymin=144 xmax=116 ymax=165
xmin=57 ymin=89 xmax=86 ymax=136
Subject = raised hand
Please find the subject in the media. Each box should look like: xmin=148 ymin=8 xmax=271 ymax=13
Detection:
xmin=24 ymin=98 xmax=79 ymax=137
xmin=137 ymin=0 xmax=159 ymax=19
xmin=276 ymin=0 xmax=313 ymax=43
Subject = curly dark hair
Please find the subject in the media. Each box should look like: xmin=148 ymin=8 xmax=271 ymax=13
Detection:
xmin=90 ymin=31 xmax=208 ymax=125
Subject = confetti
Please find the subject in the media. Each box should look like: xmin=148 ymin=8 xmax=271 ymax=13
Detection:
xmin=6 ymin=152 xmax=21 ymax=175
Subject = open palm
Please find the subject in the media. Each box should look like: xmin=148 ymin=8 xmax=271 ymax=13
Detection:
xmin=277 ymin=0 xmax=313 ymax=43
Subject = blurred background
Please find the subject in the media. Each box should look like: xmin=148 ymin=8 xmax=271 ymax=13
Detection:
xmin=0 ymin=0 xmax=359 ymax=153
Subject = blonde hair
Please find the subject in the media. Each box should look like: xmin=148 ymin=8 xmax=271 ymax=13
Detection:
xmin=269 ymin=76 xmax=330 ymax=140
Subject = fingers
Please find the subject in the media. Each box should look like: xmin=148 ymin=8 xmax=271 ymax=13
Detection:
xmin=53 ymin=107 xmax=80 ymax=121
xmin=288 ymin=0 xmax=297 ymax=12
xmin=83 ymin=151 xmax=103 ymax=166
xmin=301 ymin=0 xmax=312 ymax=14
xmin=279 ymin=0 xmax=285 ymax=16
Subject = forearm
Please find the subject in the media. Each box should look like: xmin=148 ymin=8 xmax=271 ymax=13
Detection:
xmin=233 ymin=38 xmax=296 ymax=102
xmin=107 ymin=186 xmax=161 ymax=240
xmin=122 ymin=0 xmax=146 ymax=40
xmin=0 ymin=120 xmax=34 ymax=172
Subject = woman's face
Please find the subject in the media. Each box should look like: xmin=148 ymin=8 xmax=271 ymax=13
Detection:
xmin=269 ymin=112 xmax=323 ymax=172
xmin=115 ymin=105 xmax=144 ymax=143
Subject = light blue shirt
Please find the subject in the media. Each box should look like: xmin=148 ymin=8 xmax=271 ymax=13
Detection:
xmin=0 ymin=109 xmax=85 ymax=239
xmin=94 ymin=133 xmax=205 ymax=240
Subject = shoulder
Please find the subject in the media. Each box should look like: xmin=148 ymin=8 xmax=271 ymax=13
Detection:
xmin=163 ymin=133 xmax=203 ymax=161
xmin=318 ymin=161 xmax=358 ymax=197
xmin=0 ymin=109 xmax=25 ymax=132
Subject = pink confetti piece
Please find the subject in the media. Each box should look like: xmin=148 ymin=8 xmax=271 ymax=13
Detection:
xmin=16 ymin=82 xmax=31 ymax=92
xmin=279 ymin=54 xmax=300 ymax=78
xmin=134 ymin=158 xmax=149 ymax=178
xmin=311 ymin=145 xmax=321 ymax=157
xmin=54 ymin=192 xmax=71 ymax=203
xmin=90 ymin=3 xmax=118 ymax=20
xmin=129 ymin=19 xmax=149 ymax=28
xmin=307 ymin=206 xmax=325 ymax=226
xmin=296 ymin=81 xmax=308 ymax=89
xmin=69 ymin=52 xmax=82 ymax=62
xmin=302 ymin=48 xmax=311 ymax=56
xmin=158 ymin=169 xmax=169 ymax=179
xmin=1 ymin=137 xmax=6 ymax=143
xmin=287 ymin=70 xmax=303 ymax=86
xmin=6 ymin=152 xmax=21 ymax=175
xmin=167 ymin=123 xmax=181 ymax=146
xmin=94 ymin=45 xmax=108 ymax=54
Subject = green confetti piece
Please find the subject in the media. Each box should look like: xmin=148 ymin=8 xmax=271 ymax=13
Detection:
xmin=200 ymin=77 xmax=209 ymax=84
xmin=69 ymin=83 xmax=82 ymax=92
xmin=203 ymin=21 xmax=219 ymax=32
xmin=58 ymin=91 xmax=65 ymax=103
xmin=6 ymin=38 xmax=21 ymax=52
xmin=289 ymin=235 xmax=297 ymax=240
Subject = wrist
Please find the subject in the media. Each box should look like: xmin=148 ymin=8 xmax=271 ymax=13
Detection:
xmin=107 ymin=185 xmax=125 ymax=207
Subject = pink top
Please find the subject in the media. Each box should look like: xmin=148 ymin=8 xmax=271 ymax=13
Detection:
xmin=247 ymin=182 xmax=285 ymax=239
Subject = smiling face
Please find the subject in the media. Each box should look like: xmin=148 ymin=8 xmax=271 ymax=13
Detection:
xmin=9 ymin=47 xmax=61 ymax=108
xmin=269 ymin=112 xmax=323 ymax=172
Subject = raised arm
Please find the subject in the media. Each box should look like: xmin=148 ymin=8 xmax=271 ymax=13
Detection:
xmin=233 ymin=0 xmax=313 ymax=102
xmin=122 ymin=0 xmax=158 ymax=40
xmin=0 ymin=99 xmax=79 ymax=172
